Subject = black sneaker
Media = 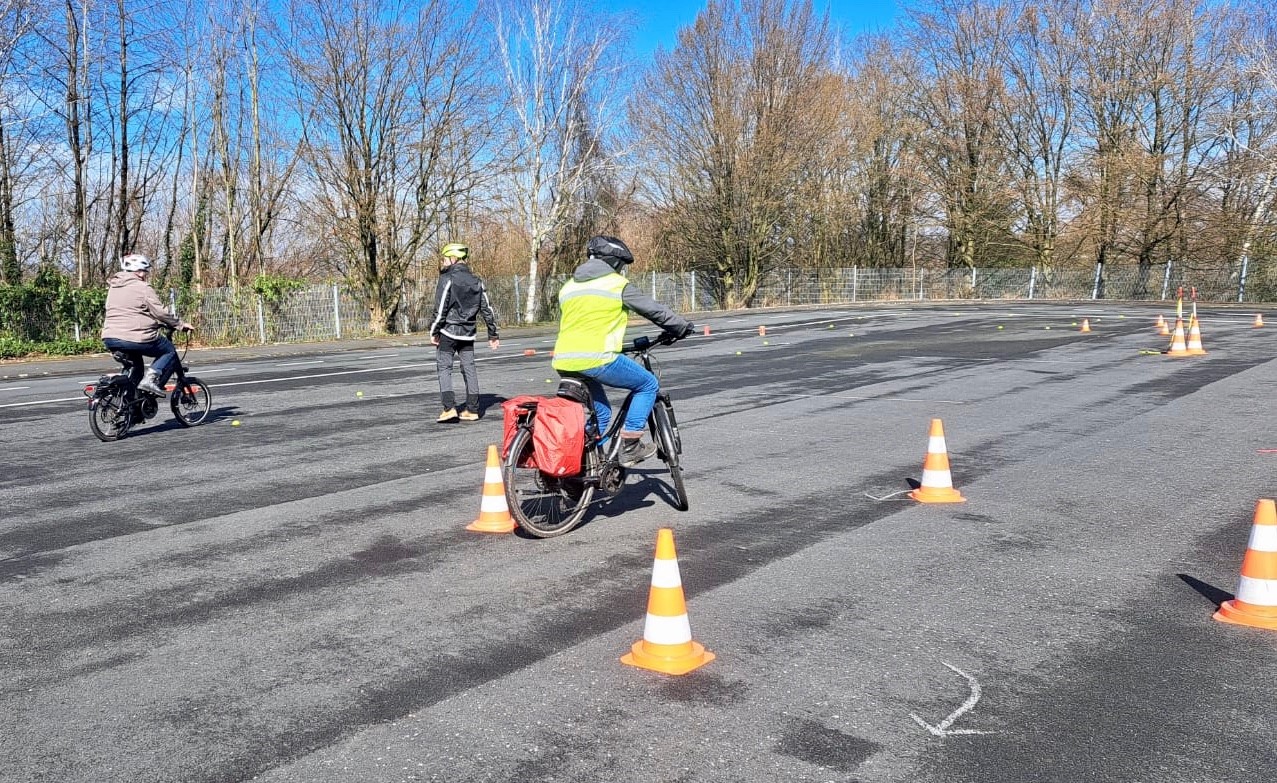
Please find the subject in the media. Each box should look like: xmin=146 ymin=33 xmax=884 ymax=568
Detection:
xmin=619 ymin=438 xmax=657 ymax=467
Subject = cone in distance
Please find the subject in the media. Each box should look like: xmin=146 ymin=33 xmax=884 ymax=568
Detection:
xmin=908 ymin=418 xmax=966 ymax=503
xmin=621 ymin=528 xmax=715 ymax=675
xmin=1080 ymin=318 xmax=1092 ymax=333
xmin=1185 ymin=314 xmax=1207 ymax=355
xmin=1155 ymin=314 xmax=1166 ymax=329
xmin=1166 ymin=317 xmax=1189 ymax=356
xmin=703 ymin=324 xmax=711 ymax=336
xmin=466 ymin=445 xmax=516 ymax=533
xmin=1214 ymin=499 xmax=1277 ymax=630
xmin=758 ymin=325 xmax=767 ymax=336
xmin=1254 ymin=313 xmax=1264 ymax=328
xmin=1158 ymin=318 xmax=1171 ymax=336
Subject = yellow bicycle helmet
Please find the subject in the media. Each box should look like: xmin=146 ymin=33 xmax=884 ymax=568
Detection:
xmin=441 ymin=242 xmax=469 ymax=260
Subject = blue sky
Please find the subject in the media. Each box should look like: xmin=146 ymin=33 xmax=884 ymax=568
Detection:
xmin=609 ymin=0 xmax=904 ymax=56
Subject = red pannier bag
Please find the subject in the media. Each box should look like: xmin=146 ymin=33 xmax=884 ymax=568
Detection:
xmin=529 ymin=396 xmax=586 ymax=476
xmin=501 ymin=395 xmax=541 ymax=467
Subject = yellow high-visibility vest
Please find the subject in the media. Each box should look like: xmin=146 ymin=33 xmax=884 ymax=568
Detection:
xmin=551 ymin=273 xmax=629 ymax=372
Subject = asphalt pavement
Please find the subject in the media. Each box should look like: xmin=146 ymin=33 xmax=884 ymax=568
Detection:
xmin=2 ymin=302 xmax=1275 ymax=783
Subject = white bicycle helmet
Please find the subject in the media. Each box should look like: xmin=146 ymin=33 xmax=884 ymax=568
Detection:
xmin=120 ymin=253 xmax=151 ymax=272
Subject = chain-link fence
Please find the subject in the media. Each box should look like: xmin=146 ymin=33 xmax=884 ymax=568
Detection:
xmin=14 ymin=262 xmax=1267 ymax=348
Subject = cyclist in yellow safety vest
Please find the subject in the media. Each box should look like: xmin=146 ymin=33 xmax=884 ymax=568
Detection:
xmin=552 ymin=235 xmax=694 ymax=467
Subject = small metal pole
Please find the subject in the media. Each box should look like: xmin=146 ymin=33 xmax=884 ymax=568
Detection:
xmin=852 ymin=266 xmax=858 ymax=302
xmin=256 ymin=296 xmax=267 ymax=344
xmin=513 ymin=276 xmax=521 ymax=324
xmin=332 ymin=284 xmax=342 ymax=339
xmin=1238 ymin=256 xmax=1249 ymax=303
xmin=1029 ymin=266 xmax=1037 ymax=300
xmin=1161 ymin=261 xmax=1172 ymax=301
xmin=1091 ymin=262 xmax=1103 ymax=300
xmin=690 ymin=270 xmax=696 ymax=310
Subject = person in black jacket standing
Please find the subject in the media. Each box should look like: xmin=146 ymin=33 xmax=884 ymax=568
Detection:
xmin=429 ymin=242 xmax=500 ymax=422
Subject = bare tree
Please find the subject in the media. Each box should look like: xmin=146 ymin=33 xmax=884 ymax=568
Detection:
xmin=487 ymin=0 xmax=625 ymax=322
xmin=634 ymin=0 xmax=838 ymax=307
xmin=284 ymin=0 xmax=486 ymax=332
xmin=0 ymin=0 xmax=36 ymax=282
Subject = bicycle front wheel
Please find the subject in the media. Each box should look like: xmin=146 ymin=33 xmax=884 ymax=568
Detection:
xmin=503 ymin=427 xmax=594 ymax=538
xmin=651 ymin=399 xmax=689 ymax=511
xmin=89 ymin=389 xmax=133 ymax=441
xmin=170 ymin=376 xmax=212 ymax=426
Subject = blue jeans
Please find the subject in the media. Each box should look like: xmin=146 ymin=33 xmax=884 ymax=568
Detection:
xmin=103 ymin=336 xmax=178 ymax=385
xmin=572 ymin=355 xmax=660 ymax=438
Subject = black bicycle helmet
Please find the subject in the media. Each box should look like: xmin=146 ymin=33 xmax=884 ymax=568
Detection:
xmin=587 ymin=235 xmax=634 ymax=271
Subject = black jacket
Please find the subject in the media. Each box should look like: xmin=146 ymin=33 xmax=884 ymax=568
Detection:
xmin=429 ymin=262 xmax=499 ymax=341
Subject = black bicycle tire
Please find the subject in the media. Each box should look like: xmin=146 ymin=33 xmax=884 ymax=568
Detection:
xmin=170 ymin=376 xmax=212 ymax=427
xmin=651 ymin=401 xmax=689 ymax=511
xmin=88 ymin=388 xmax=132 ymax=441
xmin=502 ymin=426 xmax=594 ymax=538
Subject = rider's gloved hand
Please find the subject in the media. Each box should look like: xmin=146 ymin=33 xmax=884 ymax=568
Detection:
xmin=178 ymin=321 xmax=195 ymax=332
xmin=678 ymin=323 xmax=696 ymax=339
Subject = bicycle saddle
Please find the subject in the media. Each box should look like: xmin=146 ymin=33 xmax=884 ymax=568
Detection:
xmin=110 ymin=351 xmax=138 ymax=370
xmin=555 ymin=378 xmax=592 ymax=406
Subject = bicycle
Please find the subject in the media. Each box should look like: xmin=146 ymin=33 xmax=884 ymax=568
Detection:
xmin=85 ymin=327 xmax=213 ymax=441
xmin=503 ymin=331 xmax=689 ymax=538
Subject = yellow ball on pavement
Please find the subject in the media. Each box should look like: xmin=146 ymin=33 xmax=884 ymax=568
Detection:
xmin=231 ymin=420 xmax=241 ymax=426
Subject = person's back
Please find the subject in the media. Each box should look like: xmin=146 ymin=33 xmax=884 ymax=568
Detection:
xmin=552 ymin=235 xmax=692 ymax=466
xmin=101 ymin=253 xmax=191 ymax=395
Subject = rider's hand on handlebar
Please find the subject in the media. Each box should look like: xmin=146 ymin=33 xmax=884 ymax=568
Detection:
xmin=178 ymin=321 xmax=195 ymax=332
xmin=678 ymin=323 xmax=696 ymax=339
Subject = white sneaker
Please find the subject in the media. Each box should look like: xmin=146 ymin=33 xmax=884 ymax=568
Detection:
xmin=137 ymin=373 xmax=165 ymax=396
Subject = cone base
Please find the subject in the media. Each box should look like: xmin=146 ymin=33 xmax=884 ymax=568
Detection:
xmin=909 ymin=486 xmax=966 ymax=503
xmin=1214 ymin=600 xmax=1277 ymax=630
xmin=621 ymin=640 xmax=715 ymax=675
xmin=466 ymin=516 xmax=515 ymax=533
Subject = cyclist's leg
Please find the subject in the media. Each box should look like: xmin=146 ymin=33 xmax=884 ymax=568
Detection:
xmin=147 ymin=334 xmax=178 ymax=385
xmin=583 ymin=355 xmax=658 ymax=437
xmin=103 ymin=337 xmax=155 ymax=385
xmin=436 ymin=335 xmax=458 ymax=410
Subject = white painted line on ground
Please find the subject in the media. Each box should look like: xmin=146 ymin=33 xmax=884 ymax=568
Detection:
xmin=0 ymin=386 xmax=31 ymax=392
xmin=786 ymin=391 xmax=966 ymax=404
xmin=191 ymin=367 xmax=240 ymax=374
xmin=910 ymin=662 xmax=994 ymax=737
xmin=278 ymin=360 xmax=325 ymax=367
xmin=0 ymin=396 xmax=84 ymax=409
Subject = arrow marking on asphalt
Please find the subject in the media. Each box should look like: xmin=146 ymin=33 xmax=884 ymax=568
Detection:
xmin=910 ymin=662 xmax=995 ymax=737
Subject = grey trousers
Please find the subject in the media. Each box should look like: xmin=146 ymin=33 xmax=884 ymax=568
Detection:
xmin=436 ymin=334 xmax=479 ymax=410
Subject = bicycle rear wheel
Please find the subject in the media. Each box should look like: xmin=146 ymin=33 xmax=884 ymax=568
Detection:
xmin=89 ymin=388 xmax=133 ymax=441
xmin=651 ymin=399 xmax=689 ymax=511
xmin=503 ymin=427 xmax=594 ymax=538
xmin=170 ymin=376 xmax=212 ymax=426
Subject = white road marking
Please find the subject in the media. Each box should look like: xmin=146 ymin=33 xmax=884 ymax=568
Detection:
xmin=0 ymin=386 xmax=30 ymax=391
xmin=278 ymin=360 xmax=325 ymax=367
xmin=910 ymin=662 xmax=995 ymax=737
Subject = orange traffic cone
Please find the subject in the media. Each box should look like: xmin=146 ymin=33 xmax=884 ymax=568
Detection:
xmin=1214 ymin=499 xmax=1277 ymax=630
xmin=908 ymin=419 xmax=966 ymax=503
xmin=1155 ymin=313 xmax=1166 ymax=330
xmin=1185 ymin=314 xmax=1207 ymax=355
xmin=703 ymin=324 xmax=711 ymax=336
xmin=758 ymin=325 xmax=767 ymax=336
xmin=1254 ymin=313 xmax=1264 ymax=328
xmin=1158 ymin=317 xmax=1171 ymax=336
xmin=466 ymin=445 xmax=516 ymax=533
xmin=1079 ymin=318 xmax=1092 ymax=333
xmin=621 ymin=528 xmax=715 ymax=675
xmin=1166 ymin=317 xmax=1189 ymax=357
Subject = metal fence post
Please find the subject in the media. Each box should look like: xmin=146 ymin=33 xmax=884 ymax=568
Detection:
xmin=1161 ymin=261 xmax=1172 ymax=301
xmin=513 ymin=275 xmax=521 ymax=324
xmin=918 ymin=268 xmax=925 ymax=300
xmin=1091 ymin=262 xmax=1103 ymax=299
xmin=332 ymin=284 xmax=342 ymax=339
xmin=852 ymin=267 xmax=858 ymax=302
xmin=1238 ymin=256 xmax=1249 ymax=303
xmin=256 ymin=296 xmax=267 ymax=344
xmin=652 ymin=270 xmax=657 ymax=298
xmin=690 ymin=270 xmax=696 ymax=311
xmin=169 ymin=288 xmax=178 ymax=316
xmin=970 ymin=267 xmax=977 ymax=295
xmin=1029 ymin=266 xmax=1037 ymax=299
xmin=786 ymin=270 xmax=792 ymax=306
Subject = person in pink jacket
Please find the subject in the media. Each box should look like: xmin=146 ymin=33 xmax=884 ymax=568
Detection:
xmin=100 ymin=253 xmax=193 ymax=395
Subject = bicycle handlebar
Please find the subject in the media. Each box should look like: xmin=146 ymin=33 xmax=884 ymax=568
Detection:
xmin=623 ymin=328 xmax=691 ymax=354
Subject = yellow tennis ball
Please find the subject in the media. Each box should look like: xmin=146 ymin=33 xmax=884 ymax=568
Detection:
xmin=231 ymin=420 xmax=241 ymax=426
xmin=356 ymin=391 xmax=364 ymax=397
xmin=735 ymin=351 xmax=742 ymax=355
